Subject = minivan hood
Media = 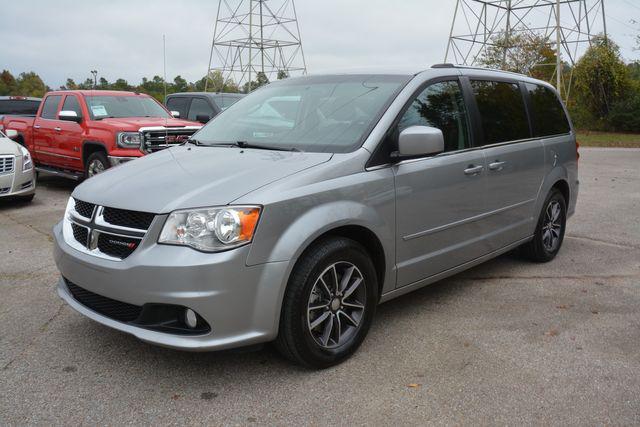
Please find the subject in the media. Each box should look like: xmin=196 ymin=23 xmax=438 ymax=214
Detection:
xmin=72 ymin=146 xmax=333 ymax=213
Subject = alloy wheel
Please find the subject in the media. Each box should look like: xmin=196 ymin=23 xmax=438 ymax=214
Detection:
xmin=307 ymin=261 xmax=366 ymax=349
xmin=542 ymin=200 xmax=562 ymax=252
xmin=87 ymin=159 xmax=105 ymax=177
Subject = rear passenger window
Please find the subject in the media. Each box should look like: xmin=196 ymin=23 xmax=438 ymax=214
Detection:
xmin=525 ymin=83 xmax=571 ymax=137
xmin=398 ymin=81 xmax=471 ymax=152
xmin=471 ymin=80 xmax=530 ymax=145
xmin=40 ymin=95 xmax=62 ymax=120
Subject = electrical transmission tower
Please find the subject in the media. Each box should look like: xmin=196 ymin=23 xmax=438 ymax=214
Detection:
xmin=205 ymin=0 xmax=307 ymax=93
xmin=445 ymin=0 xmax=608 ymax=101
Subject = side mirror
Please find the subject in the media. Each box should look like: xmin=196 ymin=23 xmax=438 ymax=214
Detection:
xmin=59 ymin=110 xmax=82 ymax=123
xmin=170 ymin=110 xmax=180 ymax=118
xmin=397 ymin=126 xmax=444 ymax=158
xmin=5 ymin=129 xmax=18 ymax=140
xmin=196 ymin=114 xmax=211 ymax=124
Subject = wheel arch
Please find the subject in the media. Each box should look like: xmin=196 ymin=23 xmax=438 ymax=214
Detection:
xmin=296 ymin=224 xmax=387 ymax=300
xmin=82 ymin=141 xmax=108 ymax=166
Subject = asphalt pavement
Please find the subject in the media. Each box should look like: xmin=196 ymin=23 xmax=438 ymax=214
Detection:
xmin=1 ymin=148 xmax=639 ymax=425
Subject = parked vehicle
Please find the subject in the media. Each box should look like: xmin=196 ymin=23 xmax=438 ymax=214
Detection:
xmin=165 ymin=92 xmax=244 ymax=123
xmin=1 ymin=90 xmax=202 ymax=180
xmin=0 ymin=96 xmax=41 ymax=134
xmin=53 ymin=66 xmax=579 ymax=368
xmin=0 ymin=129 xmax=36 ymax=202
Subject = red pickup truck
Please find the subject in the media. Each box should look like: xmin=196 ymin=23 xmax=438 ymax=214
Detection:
xmin=1 ymin=90 xmax=202 ymax=179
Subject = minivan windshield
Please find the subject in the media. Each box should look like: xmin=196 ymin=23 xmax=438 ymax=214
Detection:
xmin=193 ymin=75 xmax=410 ymax=153
xmin=84 ymin=95 xmax=170 ymax=120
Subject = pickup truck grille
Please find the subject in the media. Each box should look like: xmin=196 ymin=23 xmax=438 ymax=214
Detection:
xmin=141 ymin=127 xmax=200 ymax=153
xmin=0 ymin=155 xmax=15 ymax=175
xmin=66 ymin=199 xmax=156 ymax=261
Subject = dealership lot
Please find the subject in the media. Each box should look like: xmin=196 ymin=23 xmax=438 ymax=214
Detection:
xmin=1 ymin=148 xmax=639 ymax=425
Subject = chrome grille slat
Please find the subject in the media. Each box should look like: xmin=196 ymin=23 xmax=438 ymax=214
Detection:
xmin=0 ymin=155 xmax=15 ymax=175
xmin=65 ymin=199 xmax=157 ymax=261
xmin=141 ymin=127 xmax=200 ymax=153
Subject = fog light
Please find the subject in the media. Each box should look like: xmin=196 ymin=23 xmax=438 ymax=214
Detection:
xmin=185 ymin=309 xmax=198 ymax=328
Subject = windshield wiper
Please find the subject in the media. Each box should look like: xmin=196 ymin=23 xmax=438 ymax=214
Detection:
xmin=184 ymin=138 xmax=203 ymax=146
xmin=233 ymin=141 xmax=302 ymax=152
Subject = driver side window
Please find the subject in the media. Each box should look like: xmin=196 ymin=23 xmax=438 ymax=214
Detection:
xmin=398 ymin=80 xmax=471 ymax=153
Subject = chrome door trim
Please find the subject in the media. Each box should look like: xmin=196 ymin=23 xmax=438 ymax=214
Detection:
xmin=402 ymin=198 xmax=536 ymax=241
xmin=35 ymin=150 xmax=78 ymax=160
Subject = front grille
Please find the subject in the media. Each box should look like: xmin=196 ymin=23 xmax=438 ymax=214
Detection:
xmin=74 ymin=199 xmax=95 ymax=218
xmin=103 ymin=207 xmax=154 ymax=230
xmin=66 ymin=280 xmax=142 ymax=322
xmin=71 ymin=223 xmax=89 ymax=246
xmin=97 ymin=233 xmax=141 ymax=259
xmin=142 ymin=128 xmax=199 ymax=153
xmin=0 ymin=155 xmax=14 ymax=174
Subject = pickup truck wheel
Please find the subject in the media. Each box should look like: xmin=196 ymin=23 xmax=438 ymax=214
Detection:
xmin=275 ymin=237 xmax=378 ymax=369
xmin=85 ymin=152 xmax=109 ymax=179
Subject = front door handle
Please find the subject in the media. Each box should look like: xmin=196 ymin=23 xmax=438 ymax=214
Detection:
xmin=489 ymin=160 xmax=506 ymax=171
xmin=464 ymin=165 xmax=484 ymax=175
xmin=54 ymin=127 xmax=62 ymax=132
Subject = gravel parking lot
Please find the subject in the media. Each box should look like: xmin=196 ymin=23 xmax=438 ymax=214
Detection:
xmin=1 ymin=148 xmax=639 ymax=425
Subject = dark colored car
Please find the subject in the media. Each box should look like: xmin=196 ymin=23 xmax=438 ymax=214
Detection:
xmin=0 ymin=96 xmax=41 ymax=117
xmin=165 ymin=92 xmax=244 ymax=124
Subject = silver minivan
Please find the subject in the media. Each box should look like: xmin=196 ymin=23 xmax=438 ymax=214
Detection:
xmin=54 ymin=66 xmax=579 ymax=368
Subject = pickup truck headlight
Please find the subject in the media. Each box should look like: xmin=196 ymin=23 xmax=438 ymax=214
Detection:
xmin=158 ymin=206 xmax=261 ymax=252
xmin=117 ymin=132 xmax=142 ymax=148
xmin=19 ymin=146 xmax=33 ymax=171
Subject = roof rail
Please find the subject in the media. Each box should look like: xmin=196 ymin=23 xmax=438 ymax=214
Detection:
xmin=431 ymin=63 xmax=528 ymax=77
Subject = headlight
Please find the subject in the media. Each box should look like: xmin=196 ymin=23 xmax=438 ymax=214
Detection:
xmin=117 ymin=132 xmax=142 ymax=148
xmin=158 ymin=206 xmax=261 ymax=252
xmin=19 ymin=145 xmax=33 ymax=171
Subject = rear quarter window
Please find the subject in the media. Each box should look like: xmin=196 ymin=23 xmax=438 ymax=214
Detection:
xmin=0 ymin=100 xmax=40 ymax=115
xmin=525 ymin=83 xmax=571 ymax=137
xmin=471 ymin=80 xmax=530 ymax=145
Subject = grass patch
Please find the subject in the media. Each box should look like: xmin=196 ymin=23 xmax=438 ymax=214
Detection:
xmin=576 ymin=131 xmax=640 ymax=148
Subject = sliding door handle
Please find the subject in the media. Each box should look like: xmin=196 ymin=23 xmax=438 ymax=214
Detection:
xmin=489 ymin=160 xmax=506 ymax=171
xmin=464 ymin=165 xmax=484 ymax=175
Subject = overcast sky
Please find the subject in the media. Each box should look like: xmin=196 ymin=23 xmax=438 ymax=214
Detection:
xmin=1 ymin=0 xmax=637 ymax=88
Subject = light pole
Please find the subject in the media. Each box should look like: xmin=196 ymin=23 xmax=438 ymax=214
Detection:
xmin=90 ymin=70 xmax=98 ymax=89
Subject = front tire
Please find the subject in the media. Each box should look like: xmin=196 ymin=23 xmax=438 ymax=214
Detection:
xmin=522 ymin=188 xmax=567 ymax=262
xmin=275 ymin=237 xmax=378 ymax=368
xmin=85 ymin=151 xmax=109 ymax=179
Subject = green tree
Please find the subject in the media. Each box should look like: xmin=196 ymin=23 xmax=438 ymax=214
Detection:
xmin=572 ymin=36 xmax=631 ymax=125
xmin=479 ymin=31 xmax=557 ymax=81
xmin=112 ymin=78 xmax=132 ymax=91
xmin=0 ymin=70 xmax=17 ymax=95
xmin=173 ymin=75 xmax=189 ymax=92
xmin=202 ymin=70 xmax=239 ymax=93
xmin=15 ymin=72 xmax=48 ymax=97
xmin=98 ymin=77 xmax=110 ymax=89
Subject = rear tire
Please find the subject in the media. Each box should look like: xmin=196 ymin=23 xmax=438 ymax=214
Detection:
xmin=521 ymin=188 xmax=567 ymax=262
xmin=275 ymin=237 xmax=378 ymax=368
xmin=85 ymin=151 xmax=109 ymax=179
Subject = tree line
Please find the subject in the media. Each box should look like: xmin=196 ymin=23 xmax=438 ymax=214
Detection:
xmin=0 ymin=69 xmax=273 ymax=103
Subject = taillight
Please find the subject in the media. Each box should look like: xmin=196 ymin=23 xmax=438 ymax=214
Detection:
xmin=575 ymin=140 xmax=580 ymax=162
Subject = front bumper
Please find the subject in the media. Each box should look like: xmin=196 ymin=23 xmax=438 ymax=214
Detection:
xmin=53 ymin=222 xmax=290 ymax=351
xmin=0 ymin=161 xmax=35 ymax=198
